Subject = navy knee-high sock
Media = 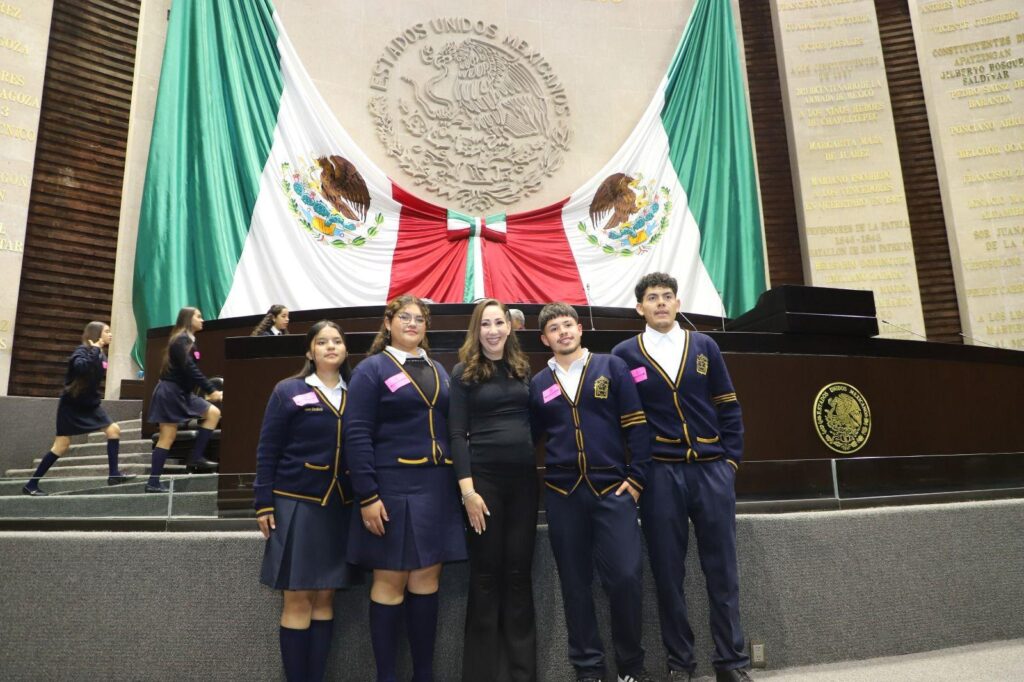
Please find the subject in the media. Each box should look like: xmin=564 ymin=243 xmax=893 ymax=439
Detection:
xmin=106 ymin=439 xmax=120 ymax=476
xmin=279 ymin=625 xmax=310 ymax=682
xmin=27 ymin=451 xmax=59 ymax=489
xmin=148 ymin=447 xmax=169 ymax=486
xmin=189 ymin=426 xmax=214 ymax=463
xmin=405 ymin=591 xmax=439 ymax=682
xmin=369 ymin=601 xmax=403 ymax=682
xmin=307 ymin=618 xmax=334 ymax=682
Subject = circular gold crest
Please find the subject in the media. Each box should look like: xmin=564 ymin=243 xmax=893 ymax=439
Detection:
xmin=813 ymin=382 xmax=871 ymax=454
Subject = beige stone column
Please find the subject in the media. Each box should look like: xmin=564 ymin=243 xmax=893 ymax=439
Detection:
xmin=908 ymin=0 xmax=1024 ymax=350
xmin=772 ymin=0 xmax=927 ymax=339
xmin=107 ymin=0 xmax=172 ymax=395
xmin=0 ymin=0 xmax=54 ymax=394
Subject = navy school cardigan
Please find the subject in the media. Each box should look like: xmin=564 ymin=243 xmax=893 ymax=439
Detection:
xmin=253 ymin=377 xmax=352 ymax=516
xmin=344 ymin=351 xmax=452 ymax=507
xmin=529 ymin=352 xmax=651 ymax=497
xmin=612 ymin=331 xmax=743 ymax=468
xmin=61 ymin=344 xmax=106 ymax=407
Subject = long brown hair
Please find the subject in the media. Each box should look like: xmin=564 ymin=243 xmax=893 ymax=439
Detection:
xmin=160 ymin=306 xmax=198 ymax=376
xmin=368 ymin=295 xmax=432 ymax=355
xmin=66 ymin=321 xmax=108 ymax=397
xmin=290 ymin=320 xmax=352 ymax=383
xmin=458 ymin=299 xmax=530 ymax=384
xmin=251 ymin=304 xmax=287 ymax=336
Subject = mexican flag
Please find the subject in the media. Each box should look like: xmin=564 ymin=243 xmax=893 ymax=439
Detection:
xmin=132 ymin=0 xmax=765 ymax=363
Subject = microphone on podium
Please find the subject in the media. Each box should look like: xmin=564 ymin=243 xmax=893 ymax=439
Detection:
xmin=585 ymin=284 xmax=596 ymax=331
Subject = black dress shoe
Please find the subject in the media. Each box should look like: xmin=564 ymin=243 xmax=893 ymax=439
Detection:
xmin=144 ymin=482 xmax=170 ymax=493
xmin=185 ymin=457 xmax=218 ymax=474
xmin=107 ymin=473 xmax=138 ymax=485
xmin=22 ymin=486 xmax=48 ymax=496
xmin=716 ymin=668 xmax=753 ymax=682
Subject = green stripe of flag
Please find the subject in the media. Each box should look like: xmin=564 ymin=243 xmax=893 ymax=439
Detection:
xmin=131 ymin=0 xmax=283 ymax=365
xmin=662 ymin=0 xmax=766 ymax=318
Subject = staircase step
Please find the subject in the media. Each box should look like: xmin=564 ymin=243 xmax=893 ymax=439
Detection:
xmin=30 ymin=439 xmax=152 ymax=462
xmin=4 ymin=462 xmax=187 ymax=479
xmin=31 ymin=451 xmax=158 ymax=467
xmin=0 ymin=491 xmax=218 ymax=518
xmin=87 ymin=428 xmax=142 ymax=443
xmin=0 ymin=475 xmax=217 ymax=497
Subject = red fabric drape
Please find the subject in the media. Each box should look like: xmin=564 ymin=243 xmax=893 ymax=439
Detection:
xmin=387 ymin=184 xmax=468 ymax=302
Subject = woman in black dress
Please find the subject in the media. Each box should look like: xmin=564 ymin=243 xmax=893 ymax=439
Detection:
xmin=255 ymin=320 xmax=361 ymax=682
xmin=23 ymin=321 xmax=132 ymax=495
xmin=450 ymin=298 xmax=538 ymax=681
xmin=251 ymin=304 xmax=290 ymax=336
xmin=145 ymin=307 xmax=223 ymax=493
xmin=346 ymin=295 xmax=467 ymax=682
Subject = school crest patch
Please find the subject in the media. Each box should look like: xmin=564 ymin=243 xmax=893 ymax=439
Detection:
xmin=593 ymin=376 xmax=610 ymax=399
xmin=281 ymin=156 xmax=384 ymax=250
xmin=696 ymin=353 xmax=709 ymax=375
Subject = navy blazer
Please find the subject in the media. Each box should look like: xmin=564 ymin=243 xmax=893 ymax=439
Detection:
xmin=344 ymin=351 xmax=451 ymax=506
xmin=62 ymin=344 xmax=106 ymax=407
xmin=612 ymin=331 xmax=743 ymax=468
xmin=161 ymin=334 xmax=215 ymax=394
xmin=253 ymin=377 xmax=352 ymax=516
xmin=529 ymin=353 xmax=651 ymax=497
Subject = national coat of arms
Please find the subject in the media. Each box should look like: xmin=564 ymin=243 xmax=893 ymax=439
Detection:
xmin=813 ymin=382 xmax=872 ymax=454
xmin=280 ymin=155 xmax=384 ymax=249
xmin=578 ymin=172 xmax=672 ymax=256
xmin=370 ymin=30 xmax=572 ymax=213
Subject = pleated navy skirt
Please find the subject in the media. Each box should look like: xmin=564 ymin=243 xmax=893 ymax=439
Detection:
xmin=347 ymin=466 xmax=468 ymax=571
xmin=55 ymin=394 xmax=112 ymax=436
xmin=148 ymin=380 xmax=210 ymax=424
xmin=260 ymin=493 xmax=363 ymax=591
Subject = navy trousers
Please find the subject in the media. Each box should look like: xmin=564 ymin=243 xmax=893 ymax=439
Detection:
xmin=545 ymin=486 xmax=645 ymax=678
xmin=640 ymin=459 xmax=748 ymax=673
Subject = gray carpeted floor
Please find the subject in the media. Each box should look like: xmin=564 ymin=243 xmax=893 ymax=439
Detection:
xmin=752 ymin=638 xmax=1024 ymax=681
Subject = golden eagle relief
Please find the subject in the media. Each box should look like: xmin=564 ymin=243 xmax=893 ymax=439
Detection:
xmin=316 ymin=155 xmax=370 ymax=222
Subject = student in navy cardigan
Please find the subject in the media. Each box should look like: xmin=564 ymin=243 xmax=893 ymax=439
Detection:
xmin=145 ymin=307 xmax=222 ymax=493
xmin=252 ymin=304 xmax=290 ymax=336
xmin=255 ymin=320 xmax=361 ymax=682
xmin=345 ymin=295 xmax=466 ymax=682
xmin=529 ymin=302 xmax=656 ymax=682
xmin=611 ymin=273 xmax=752 ymax=682
xmin=23 ymin=321 xmax=133 ymax=495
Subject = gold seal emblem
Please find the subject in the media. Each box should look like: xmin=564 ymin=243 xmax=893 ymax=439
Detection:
xmin=593 ymin=376 xmax=610 ymax=399
xmin=813 ymin=382 xmax=871 ymax=454
xmin=696 ymin=353 xmax=709 ymax=375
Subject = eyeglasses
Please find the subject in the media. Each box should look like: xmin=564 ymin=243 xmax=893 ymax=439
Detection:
xmin=396 ymin=313 xmax=426 ymax=325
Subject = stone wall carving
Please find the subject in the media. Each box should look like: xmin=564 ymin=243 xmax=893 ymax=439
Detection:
xmin=369 ymin=19 xmax=572 ymax=212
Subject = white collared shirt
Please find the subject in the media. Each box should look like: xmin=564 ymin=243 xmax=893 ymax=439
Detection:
xmin=642 ymin=323 xmax=686 ymax=381
xmin=304 ymin=373 xmax=346 ymax=410
xmin=385 ymin=345 xmax=432 ymax=366
xmin=547 ymin=349 xmax=590 ymax=400
xmin=270 ymin=327 xmax=283 ymax=336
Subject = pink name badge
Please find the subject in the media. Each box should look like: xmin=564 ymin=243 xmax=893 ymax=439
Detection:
xmin=385 ymin=372 xmax=411 ymax=393
xmin=193 ymin=350 xmax=201 ymax=360
xmin=542 ymin=384 xmax=562 ymax=403
xmin=631 ymin=367 xmax=647 ymax=383
xmin=292 ymin=391 xmax=320 ymax=407
xmin=102 ymin=361 xmax=108 ymax=370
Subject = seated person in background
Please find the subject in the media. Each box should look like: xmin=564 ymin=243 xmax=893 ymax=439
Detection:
xmin=252 ymin=305 xmax=290 ymax=336
xmin=509 ymin=308 xmax=526 ymax=331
